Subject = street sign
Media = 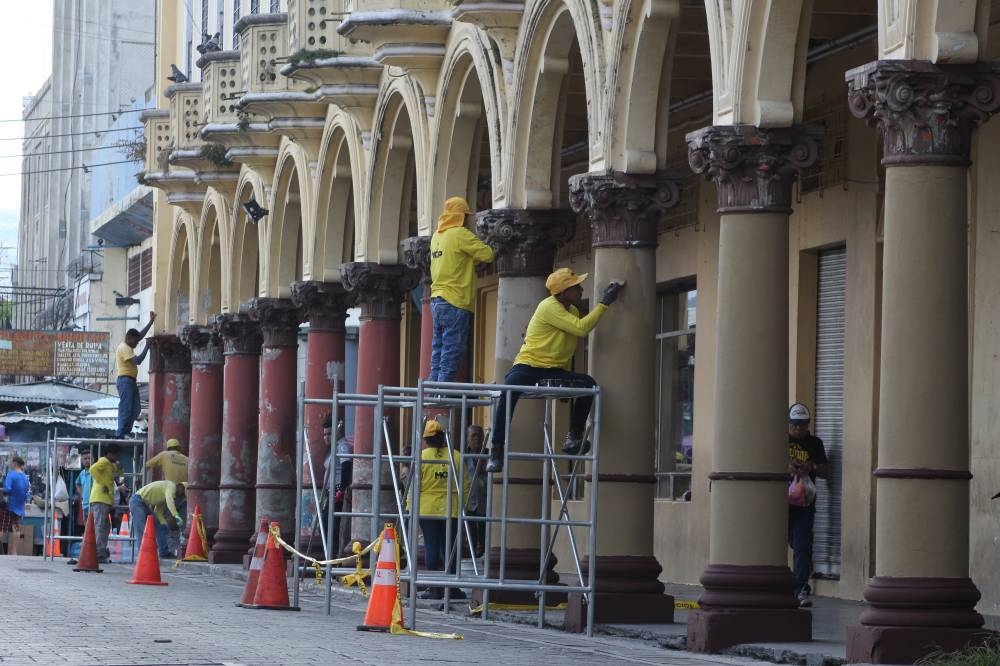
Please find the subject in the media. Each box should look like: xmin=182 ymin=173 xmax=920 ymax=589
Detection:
xmin=0 ymin=330 xmax=110 ymax=378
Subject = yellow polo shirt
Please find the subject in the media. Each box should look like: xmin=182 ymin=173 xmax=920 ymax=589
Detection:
xmin=408 ymin=446 xmax=468 ymax=518
xmin=145 ymin=449 xmax=189 ymax=484
xmin=430 ymin=226 xmax=494 ymax=312
xmin=115 ymin=341 xmax=137 ymax=378
xmin=514 ymin=297 xmax=608 ymax=370
xmin=136 ymin=480 xmax=183 ymax=524
xmin=88 ymin=456 xmax=124 ymax=506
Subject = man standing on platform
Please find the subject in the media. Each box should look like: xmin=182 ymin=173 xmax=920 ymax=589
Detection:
xmin=115 ymin=312 xmax=156 ymax=438
xmin=787 ymin=402 xmax=829 ymax=608
xmin=429 ymin=197 xmax=494 ymax=382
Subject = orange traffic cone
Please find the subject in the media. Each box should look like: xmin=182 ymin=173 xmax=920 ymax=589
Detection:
xmin=243 ymin=522 xmax=299 ymax=611
xmin=357 ymin=524 xmax=402 ymax=632
xmin=236 ymin=519 xmax=270 ymax=607
xmin=181 ymin=505 xmax=208 ymax=561
xmin=73 ymin=511 xmax=103 ymax=573
xmin=126 ymin=515 xmax=168 ymax=586
xmin=46 ymin=516 xmax=62 ymax=557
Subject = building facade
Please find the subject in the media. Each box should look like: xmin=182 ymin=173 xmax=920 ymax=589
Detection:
xmin=142 ymin=1 xmax=1000 ymax=662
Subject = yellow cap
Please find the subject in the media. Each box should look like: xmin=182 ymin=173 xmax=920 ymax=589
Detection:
xmin=545 ymin=268 xmax=588 ymax=295
xmin=423 ymin=420 xmax=444 ymax=438
xmin=166 ymin=438 xmax=181 ymax=450
xmin=436 ymin=196 xmax=471 ymax=233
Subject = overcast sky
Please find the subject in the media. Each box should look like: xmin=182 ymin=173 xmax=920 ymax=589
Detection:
xmin=0 ymin=1 xmax=53 ymax=263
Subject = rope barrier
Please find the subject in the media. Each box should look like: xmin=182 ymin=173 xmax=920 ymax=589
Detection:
xmin=268 ymin=523 xmax=380 ymax=596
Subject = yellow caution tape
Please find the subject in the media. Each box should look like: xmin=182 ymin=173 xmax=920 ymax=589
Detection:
xmin=468 ymin=602 xmax=568 ymax=615
xmin=674 ymin=599 xmax=699 ymax=610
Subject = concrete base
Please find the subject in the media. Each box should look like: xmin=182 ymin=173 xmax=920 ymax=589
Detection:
xmin=686 ymin=607 xmax=812 ymax=653
xmin=208 ymin=548 xmax=245 ymax=565
xmin=846 ymin=624 xmax=997 ymax=664
xmin=564 ymin=591 xmax=674 ymax=633
xmin=471 ymin=587 xmax=568 ymax=607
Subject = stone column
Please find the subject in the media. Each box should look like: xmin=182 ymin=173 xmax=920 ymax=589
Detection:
xmin=248 ymin=297 xmax=302 ymax=541
xmin=180 ymin=324 xmax=224 ymax=544
xmin=144 ymin=335 xmax=167 ymax=468
xmin=290 ymin=281 xmax=353 ymax=493
xmin=400 ymin=236 xmax=432 ymax=380
xmin=561 ymin=171 xmax=681 ymax=631
xmin=475 ymin=208 xmax=575 ymax=602
xmin=210 ymin=313 xmax=263 ymax=564
xmin=843 ymin=61 xmax=1000 ymax=664
xmin=341 ymin=262 xmax=419 ymax=543
xmin=684 ymin=124 xmax=821 ymax=652
xmin=146 ymin=335 xmax=192 ymax=480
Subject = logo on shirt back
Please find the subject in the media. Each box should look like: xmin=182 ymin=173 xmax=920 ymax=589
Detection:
xmin=432 ymin=250 xmax=443 ymax=259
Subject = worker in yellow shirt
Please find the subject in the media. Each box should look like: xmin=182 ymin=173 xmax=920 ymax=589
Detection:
xmin=115 ymin=312 xmax=156 ymax=438
xmin=88 ymin=443 xmax=128 ymax=563
xmin=429 ymin=197 xmax=494 ymax=382
xmin=487 ymin=268 xmax=624 ymax=472
xmin=128 ymin=480 xmax=186 ymax=558
xmin=145 ymin=439 xmax=188 ymax=483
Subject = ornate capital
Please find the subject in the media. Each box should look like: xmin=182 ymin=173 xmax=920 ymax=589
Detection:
xmin=180 ymin=325 xmax=224 ymax=366
xmin=568 ymin=171 xmax=681 ymax=248
xmin=475 ymin=208 xmax=575 ymax=277
xmin=248 ymin=297 xmax=302 ymax=348
xmin=687 ymin=124 xmax=822 ymax=214
xmin=400 ymin=236 xmax=431 ymax=285
xmin=215 ymin=313 xmax=263 ymax=356
xmin=290 ymin=281 xmax=354 ymax=333
xmin=340 ymin=262 xmax=420 ymax=321
xmin=147 ymin=334 xmax=191 ymax=374
xmin=846 ymin=60 xmax=1000 ymax=167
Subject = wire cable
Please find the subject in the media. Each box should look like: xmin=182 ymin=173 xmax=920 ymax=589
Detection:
xmin=1 ymin=126 xmax=144 ymax=144
xmin=0 ymin=159 xmax=139 ymax=178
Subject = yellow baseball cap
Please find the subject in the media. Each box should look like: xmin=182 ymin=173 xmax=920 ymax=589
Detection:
xmin=545 ymin=268 xmax=588 ymax=295
xmin=166 ymin=438 xmax=181 ymax=450
xmin=423 ymin=420 xmax=444 ymax=438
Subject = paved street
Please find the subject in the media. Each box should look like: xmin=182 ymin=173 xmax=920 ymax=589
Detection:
xmin=0 ymin=555 xmax=772 ymax=666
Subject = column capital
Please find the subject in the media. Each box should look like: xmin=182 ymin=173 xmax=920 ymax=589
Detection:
xmin=147 ymin=334 xmax=191 ymax=373
xmin=846 ymin=59 xmax=1000 ymax=167
xmin=180 ymin=325 xmax=224 ymax=366
xmin=215 ymin=312 xmax=263 ymax=356
xmin=686 ymin=124 xmax=822 ymax=214
xmin=341 ymin=261 xmax=420 ymax=321
xmin=399 ymin=236 xmax=431 ymax=286
xmin=248 ymin=297 xmax=302 ymax=348
xmin=568 ymin=171 xmax=681 ymax=248
xmin=475 ymin=208 xmax=575 ymax=277
xmin=290 ymin=281 xmax=354 ymax=333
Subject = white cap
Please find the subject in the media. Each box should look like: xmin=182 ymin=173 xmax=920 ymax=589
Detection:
xmin=788 ymin=403 xmax=811 ymax=423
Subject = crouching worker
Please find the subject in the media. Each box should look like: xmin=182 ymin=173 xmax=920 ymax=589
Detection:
xmin=487 ymin=268 xmax=623 ymax=473
xmin=128 ymin=480 xmax=186 ymax=558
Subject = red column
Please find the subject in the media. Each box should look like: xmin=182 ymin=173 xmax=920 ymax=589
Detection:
xmin=209 ymin=313 xmax=262 ymax=564
xmin=160 ymin=336 xmax=192 ymax=452
xmin=144 ymin=336 xmax=167 ymax=467
xmin=180 ymin=324 xmax=224 ymax=543
xmin=401 ymin=236 xmax=433 ymax=379
xmin=342 ymin=262 xmax=418 ymax=543
xmin=249 ymin=298 xmax=302 ymax=542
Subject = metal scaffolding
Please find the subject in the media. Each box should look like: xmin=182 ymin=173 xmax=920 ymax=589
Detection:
xmin=292 ymin=377 xmax=601 ymax=636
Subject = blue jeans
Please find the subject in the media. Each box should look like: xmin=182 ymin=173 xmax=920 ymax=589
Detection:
xmin=128 ymin=494 xmax=171 ymax=556
xmin=788 ymin=508 xmax=815 ymax=596
xmin=429 ymin=298 xmax=472 ymax=382
xmin=419 ymin=517 xmax=459 ymax=573
xmin=116 ymin=376 xmax=141 ymax=437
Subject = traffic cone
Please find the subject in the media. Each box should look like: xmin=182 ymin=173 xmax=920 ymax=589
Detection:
xmin=243 ymin=522 xmax=299 ymax=611
xmin=236 ymin=519 xmax=270 ymax=607
xmin=181 ymin=505 xmax=207 ymax=561
xmin=126 ymin=515 xmax=168 ymax=586
xmin=46 ymin=516 xmax=62 ymax=557
xmin=73 ymin=511 xmax=103 ymax=573
xmin=357 ymin=525 xmax=402 ymax=632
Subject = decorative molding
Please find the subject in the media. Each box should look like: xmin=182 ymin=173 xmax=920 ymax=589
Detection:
xmin=148 ymin=334 xmax=191 ymax=374
xmin=569 ymin=171 xmax=681 ymax=248
xmin=861 ymin=576 xmax=983 ymax=628
xmin=873 ymin=468 xmax=973 ymax=480
xmin=340 ymin=262 xmax=420 ymax=321
xmin=475 ymin=208 xmax=575 ymax=277
xmin=180 ymin=325 xmax=224 ymax=366
xmin=290 ymin=281 xmax=353 ymax=333
xmin=707 ymin=472 xmax=791 ymax=482
xmin=215 ymin=313 xmax=263 ymax=356
xmin=248 ymin=297 xmax=302 ymax=348
xmin=687 ymin=124 xmax=822 ymax=214
xmin=846 ymin=60 xmax=1000 ymax=167
xmin=399 ymin=236 xmax=431 ymax=285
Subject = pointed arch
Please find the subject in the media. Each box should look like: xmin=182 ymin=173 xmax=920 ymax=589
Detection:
xmin=264 ymin=138 xmax=313 ymax=297
xmin=195 ymin=187 xmax=231 ymax=322
xmin=230 ymin=168 xmax=266 ymax=308
xmin=164 ymin=211 xmax=196 ymax=331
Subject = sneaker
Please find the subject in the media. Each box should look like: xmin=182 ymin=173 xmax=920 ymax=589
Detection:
xmin=486 ymin=456 xmax=503 ymax=474
xmin=417 ymin=589 xmax=443 ymax=600
xmin=797 ymin=590 xmax=812 ymax=608
xmin=562 ymin=434 xmax=591 ymax=456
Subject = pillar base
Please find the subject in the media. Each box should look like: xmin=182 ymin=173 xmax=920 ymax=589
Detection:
xmin=208 ymin=528 xmax=253 ymax=564
xmin=846 ymin=625 xmax=997 ymax=665
xmin=562 ymin=555 xmax=674 ymax=632
xmin=471 ymin=547 xmax=563 ymax=605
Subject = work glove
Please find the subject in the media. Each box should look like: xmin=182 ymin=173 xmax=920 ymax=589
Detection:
xmin=175 ymin=517 xmax=185 ymax=530
xmin=334 ymin=489 xmax=345 ymax=504
xmin=600 ymin=280 xmax=625 ymax=306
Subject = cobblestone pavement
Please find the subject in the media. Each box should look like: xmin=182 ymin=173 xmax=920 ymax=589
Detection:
xmin=0 ymin=556 xmax=771 ymax=666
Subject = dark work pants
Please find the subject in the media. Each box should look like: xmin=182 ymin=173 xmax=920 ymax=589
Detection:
xmin=788 ymin=509 xmax=815 ymax=596
xmin=419 ymin=517 xmax=459 ymax=574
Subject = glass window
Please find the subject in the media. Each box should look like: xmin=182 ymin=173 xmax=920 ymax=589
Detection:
xmin=655 ymin=284 xmax=696 ymax=500
xmin=270 ymin=0 xmax=280 ymax=12
xmin=233 ymin=0 xmax=241 ymax=48
xmin=251 ymin=0 xmax=260 ymax=13
xmin=201 ymin=0 xmax=209 ymax=39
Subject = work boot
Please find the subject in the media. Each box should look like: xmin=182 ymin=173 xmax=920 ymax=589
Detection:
xmin=562 ymin=432 xmax=591 ymax=456
xmin=486 ymin=448 xmax=504 ymax=473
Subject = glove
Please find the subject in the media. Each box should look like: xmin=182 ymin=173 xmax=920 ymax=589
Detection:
xmin=334 ymin=489 xmax=345 ymax=504
xmin=175 ymin=517 xmax=185 ymax=530
xmin=600 ymin=280 xmax=625 ymax=306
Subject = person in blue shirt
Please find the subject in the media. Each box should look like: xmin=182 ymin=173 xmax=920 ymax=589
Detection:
xmin=74 ymin=449 xmax=93 ymax=522
xmin=2 ymin=456 xmax=32 ymax=553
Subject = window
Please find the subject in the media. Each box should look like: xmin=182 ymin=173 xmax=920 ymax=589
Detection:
xmin=270 ymin=0 xmax=280 ymax=11
xmin=201 ymin=0 xmax=209 ymax=39
xmin=127 ymin=249 xmax=153 ymax=296
xmin=655 ymin=283 xmax=696 ymax=500
xmin=251 ymin=0 xmax=260 ymax=13
xmin=233 ymin=0 xmax=241 ymax=48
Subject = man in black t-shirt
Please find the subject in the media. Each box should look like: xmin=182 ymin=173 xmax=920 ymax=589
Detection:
xmin=787 ymin=403 xmax=829 ymax=608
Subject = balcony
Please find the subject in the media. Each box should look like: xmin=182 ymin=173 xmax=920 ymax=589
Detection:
xmin=450 ymin=1 xmax=524 ymax=72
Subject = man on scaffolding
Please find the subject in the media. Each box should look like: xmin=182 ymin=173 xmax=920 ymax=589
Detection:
xmin=486 ymin=268 xmax=624 ymax=473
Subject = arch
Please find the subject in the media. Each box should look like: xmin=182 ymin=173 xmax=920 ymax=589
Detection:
xmin=366 ymin=78 xmax=427 ymax=262
xmin=195 ymin=188 xmax=231 ymax=322
xmin=312 ymin=108 xmax=367 ymax=281
xmin=264 ymin=139 xmax=312 ymax=297
xmin=507 ymin=0 xmax=606 ymax=208
xmin=431 ymin=25 xmax=505 ymax=218
xmin=230 ymin=169 xmax=265 ymax=308
xmin=164 ymin=211 xmax=196 ymax=331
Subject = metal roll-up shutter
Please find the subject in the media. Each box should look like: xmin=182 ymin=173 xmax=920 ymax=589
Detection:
xmin=813 ymin=247 xmax=846 ymax=578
